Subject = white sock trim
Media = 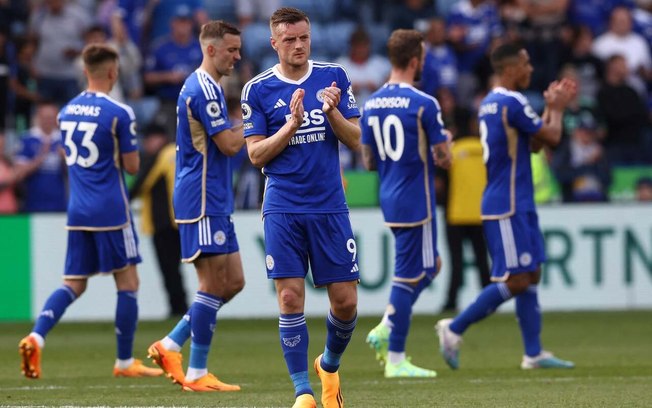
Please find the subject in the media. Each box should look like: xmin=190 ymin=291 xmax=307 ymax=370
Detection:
xmin=161 ymin=336 xmax=182 ymax=352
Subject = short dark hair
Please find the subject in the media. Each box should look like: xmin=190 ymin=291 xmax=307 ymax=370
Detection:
xmin=490 ymin=43 xmax=523 ymax=73
xmin=82 ymin=44 xmax=118 ymax=73
xmin=270 ymin=7 xmax=310 ymax=33
xmin=387 ymin=29 xmax=423 ymax=69
xmin=200 ymin=20 xmax=240 ymax=44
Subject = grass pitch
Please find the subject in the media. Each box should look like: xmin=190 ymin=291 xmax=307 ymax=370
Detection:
xmin=1 ymin=311 xmax=651 ymax=407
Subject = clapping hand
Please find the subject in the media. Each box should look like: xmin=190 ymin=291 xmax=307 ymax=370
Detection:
xmin=544 ymin=78 xmax=577 ymax=111
xmin=289 ymin=88 xmax=305 ymax=130
xmin=321 ymin=81 xmax=341 ymax=114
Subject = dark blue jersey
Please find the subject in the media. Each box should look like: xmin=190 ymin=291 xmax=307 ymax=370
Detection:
xmin=58 ymin=91 xmax=138 ymax=229
xmin=478 ymin=87 xmax=543 ymax=218
xmin=241 ymin=60 xmax=360 ymax=215
xmin=174 ymin=69 xmax=234 ymax=222
xmin=361 ymin=83 xmax=447 ymax=225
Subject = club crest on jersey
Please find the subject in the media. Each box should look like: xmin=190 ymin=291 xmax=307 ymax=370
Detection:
xmin=206 ymin=101 xmax=221 ymax=118
xmin=214 ymin=230 xmax=226 ymax=246
xmin=519 ymin=252 xmax=532 ymax=267
xmin=241 ymin=102 xmax=252 ymax=120
xmin=316 ymin=88 xmax=325 ymax=103
xmin=266 ymin=254 xmax=275 ymax=270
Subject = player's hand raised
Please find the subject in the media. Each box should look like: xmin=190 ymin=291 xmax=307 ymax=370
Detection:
xmin=289 ymin=88 xmax=305 ymax=130
xmin=321 ymin=81 xmax=340 ymax=114
xmin=544 ymin=78 xmax=577 ymax=111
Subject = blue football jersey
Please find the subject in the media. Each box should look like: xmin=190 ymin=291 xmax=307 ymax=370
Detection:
xmin=241 ymin=60 xmax=360 ymax=215
xmin=58 ymin=91 xmax=139 ymax=229
xmin=361 ymin=83 xmax=447 ymax=225
xmin=478 ymin=87 xmax=543 ymax=218
xmin=174 ymin=69 xmax=234 ymax=222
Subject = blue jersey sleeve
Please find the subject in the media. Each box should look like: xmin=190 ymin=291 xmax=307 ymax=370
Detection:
xmin=117 ymin=110 xmax=139 ymax=154
xmin=192 ymin=90 xmax=231 ymax=138
xmin=336 ymin=67 xmax=360 ymax=119
xmin=508 ymin=97 xmax=542 ymax=136
xmin=241 ymin=86 xmax=268 ymax=138
xmin=422 ymin=99 xmax=447 ymax=146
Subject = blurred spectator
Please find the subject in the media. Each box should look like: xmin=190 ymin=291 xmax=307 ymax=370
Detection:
xmin=144 ymin=5 xmax=202 ymax=138
xmin=420 ymin=17 xmax=458 ymax=97
xmin=635 ymin=176 xmax=652 ymax=201
xmin=518 ymin=0 xmax=570 ymax=93
xmin=0 ymin=0 xmax=30 ymax=38
xmin=236 ymin=0 xmax=281 ymax=27
xmin=592 ymin=6 xmax=651 ymax=96
xmin=112 ymin=0 xmax=152 ymax=52
xmin=559 ymin=26 xmax=604 ymax=104
xmin=597 ymin=54 xmax=649 ymax=165
xmin=148 ymin=0 xmax=208 ymax=45
xmin=335 ymin=26 xmax=390 ymax=105
xmin=336 ymin=26 xmax=390 ymax=170
xmin=447 ymin=0 xmax=503 ymax=108
xmin=9 ymin=38 xmax=41 ymax=133
xmin=552 ymin=115 xmax=611 ymax=202
xmin=0 ymin=131 xmax=18 ymax=214
xmin=0 ymin=31 xmax=14 ymax=131
xmin=28 ymin=0 xmax=91 ymax=105
xmin=440 ymin=117 xmax=490 ymax=313
xmin=14 ymin=101 xmax=67 ymax=213
xmin=129 ymin=123 xmax=187 ymax=317
xmin=389 ymin=0 xmax=437 ymax=31
xmin=436 ymin=87 xmax=470 ymax=139
xmin=558 ymin=64 xmax=603 ymax=140
xmin=567 ymin=0 xmax=634 ymax=36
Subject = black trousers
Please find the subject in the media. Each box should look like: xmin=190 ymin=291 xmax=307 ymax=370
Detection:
xmin=443 ymin=224 xmax=491 ymax=310
xmin=152 ymin=227 xmax=188 ymax=316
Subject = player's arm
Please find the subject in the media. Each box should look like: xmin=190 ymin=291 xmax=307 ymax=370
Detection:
xmin=212 ymin=124 xmax=245 ymax=157
xmin=121 ymin=151 xmax=140 ymax=175
xmin=532 ymin=79 xmax=576 ymax=148
xmin=432 ymin=130 xmax=453 ymax=170
xmin=321 ymin=81 xmax=361 ymax=151
xmin=246 ymin=88 xmax=304 ymax=168
xmin=361 ymin=144 xmax=376 ymax=171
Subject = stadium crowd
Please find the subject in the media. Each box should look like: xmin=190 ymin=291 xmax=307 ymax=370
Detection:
xmin=1 ymin=0 xmax=652 ymax=213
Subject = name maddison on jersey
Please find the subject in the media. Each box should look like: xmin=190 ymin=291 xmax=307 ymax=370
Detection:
xmin=364 ymin=96 xmax=411 ymax=110
xmin=64 ymin=104 xmax=101 ymax=117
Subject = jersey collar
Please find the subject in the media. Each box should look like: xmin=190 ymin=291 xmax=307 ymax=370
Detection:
xmin=272 ymin=60 xmax=314 ymax=85
xmin=196 ymin=68 xmax=222 ymax=90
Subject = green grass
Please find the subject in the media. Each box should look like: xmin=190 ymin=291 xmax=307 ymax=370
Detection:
xmin=2 ymin=311 xmax=652 ymax=407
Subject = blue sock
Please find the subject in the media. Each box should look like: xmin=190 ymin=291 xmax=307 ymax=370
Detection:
xmin=387 ymin=283 xmax=414 ymax=354
xmin=516 ymin=285 xmax=542 ymax=357
xmin=450 ymin=282 xmax=512 ymax=335
xmin=189 ymin=292 xmax=223 ymax=370
xmin=279 ymin=313 xmax=312 ymax=397
xmin=411 ymin=273 xmax=435 ymax=305
xmin=321 ymin=309 xmax=357 ymax=373
xmin=33 ymin=286 xmax=77 ymax=338
xmin=115 ymin=290 xmax=138 ymax=360
xmin=168 ymin=306 xmax=192 ymax=347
